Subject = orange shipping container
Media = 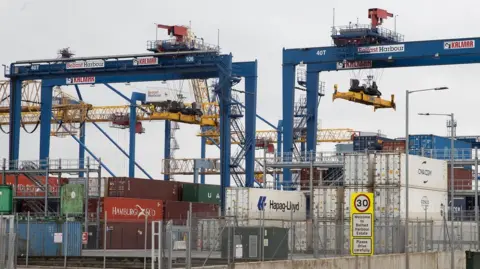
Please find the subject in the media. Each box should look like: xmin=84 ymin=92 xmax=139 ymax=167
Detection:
xmin=102 ymin=197 xmax=164 ymax=222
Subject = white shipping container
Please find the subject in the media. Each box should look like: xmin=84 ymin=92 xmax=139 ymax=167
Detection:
xmin=343 ymin=186 xmax=374 ymax=219
xmin=344 ymin=153 xmax=374 ymax=186
xmin=374 ymin=186 xmax=447 ymax=221
xmin=67 ymin=177 xmax=105 ymax=197
xmin=313 ymin=187 xmax=344 ymax=219
xmin=316 ymin=221 xmax=344 ymax=254
xmin=374 ymin=153 xmax=448 ymax=191
xmin=225 ymin=187 xmax=307 ymax=221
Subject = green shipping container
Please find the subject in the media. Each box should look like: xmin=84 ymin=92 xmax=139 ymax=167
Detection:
xmin=61 ymin=184 xmax=84 ymax=215
xmin=0 ymin=185 xmax=13 ymax=214
xmin=182 ymin=184 xmax=220 ymax=204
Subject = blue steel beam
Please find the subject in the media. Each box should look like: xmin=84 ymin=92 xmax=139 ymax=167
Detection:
xmin=91 ymin=122 xmax=152 ymax=179
xmin=74 ymin=85 xmax=86 ymax=177
xmin=232 ymin=61 xmax=258 ymax=187
xmin=8 ymin=80 xmax=21 ymax=166
xmin=282 ymin=37 xmax=480 ymax=187
xmin=164 ymin=120 xmax=171 ymax=181
xmin=129 ymin=92 xmax=146 ymax=178
xmin=305 ymin=68 xmax=319 ymax=154
xmin=276 ymin=120 xmax=282 ymax=190
xmin=39 ymin=84 xmax=53 ymax=164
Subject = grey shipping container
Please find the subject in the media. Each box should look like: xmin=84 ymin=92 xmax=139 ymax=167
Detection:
xmin=107 ymin=177 xmax=181 ymax=201
xmin=221 ymin=226 xmax=289 ymax=260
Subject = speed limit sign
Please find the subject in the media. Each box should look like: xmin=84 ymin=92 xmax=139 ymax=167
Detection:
xmin=354 ymin=194 xmax=371 ymax=212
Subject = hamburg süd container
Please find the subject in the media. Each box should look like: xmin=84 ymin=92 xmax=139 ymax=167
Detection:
xmin=182 ymin=183 xmax=220 ymax=204
xmin=164 ymin=201 xmax=218 ymax=225
xmin=0 ymin=185 xmax=13 ymax=214
xmin=312 ymin=187 xmax=344 ymax=219
xmin=107 ymin=177 xmax=181 ymax=201
xmin=344 ymin=153 xmax=374 ymax=186
xmin=373 ymin=153 xmax=448 ymax=190
xmin=60 ymin=184 xmax=85 ymax=215
xmin=225 ymin=187 xmax=307 ymax=221
xmin=102 ymin=197 xmax=164 ymax=222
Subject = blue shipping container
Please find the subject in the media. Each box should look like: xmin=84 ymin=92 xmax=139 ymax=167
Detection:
xmin=408 ymin=134 xmax=472 ymax=160
xmin=15 ymin=221 xmax=82 ymax=256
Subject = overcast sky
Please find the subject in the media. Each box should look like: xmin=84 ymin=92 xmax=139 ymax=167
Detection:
xmin=1 ymin=0 xmax=480 ymax=184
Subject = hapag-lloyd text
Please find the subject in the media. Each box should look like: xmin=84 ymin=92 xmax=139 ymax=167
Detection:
xmin=269 ymin=200 xmax=300 ymax=212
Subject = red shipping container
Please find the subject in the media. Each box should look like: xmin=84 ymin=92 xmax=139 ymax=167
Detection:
xmin=107 ymin=177 xmax=181 ymax=201
xmin=101 ymin=222 xmax=159 ymax=249
xmin=382 ymin=140 xmax=406 ymax=152
xmin=448 ymin=167 xmax=472 ymax=179
xmin=164 ymin=201 xmax=218 ymax=225
xmin=102 ymin=197 xmax=164 ymax=222
xmin=2 ymin=174 xmax=67 ymax=197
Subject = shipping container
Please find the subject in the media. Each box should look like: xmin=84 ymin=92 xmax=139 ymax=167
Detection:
xmin=344 ymin=153 xmax=374 ymax=186
xmin=382 ymin=140 xmax=406 ymax=152
xmin=2 ymin=174 xmax=67 ymax=197
xmin=335 ymin=143 xmax=354 ymax=153
xmin=67 ymin=177 xmax=106 ymax=197
xmin=374 ymin=186 xmax=448 ymax=221
xmin=225 ymin=188 xmax=307 ymax=221
xmin=16 ymin=221 xmax=82 ymax=256
xmin=164 ymin=201 xmax=218 ymax=224
xmin=373 ymin=153 xmax=448 ymax=191
xmin=312 ymin=187 xmax=344 ymax=219
xmin=196 ymin=219 xmax=221 ymax=251
xmin=299 ymin=168 xmax=323 ymax=183
xmin=102 ymin=222 xmax=157 ymax=249
xmin=316 ymin=221 xmax=344 ymax=254
xmin=182 ymin=183 xmax=220 ymax=204
xmin=61 ymin=184 xmax=85 ymax=215
xmin=343 ymin=186 xmax=374 ymax=219
xmin=0 ymin=185 xmax=13 ymax=213
xmin=107 ymin=177 xmax=181 ymax=201
xmin=409 ymin=134 xmax=472 ymax=160
xmin=353 ymin=135 xmax=392 ymax=151
xmin=102 ymin=197 xmax=164 ymax=222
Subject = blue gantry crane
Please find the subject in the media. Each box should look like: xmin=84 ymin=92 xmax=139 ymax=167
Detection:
xmin=281 ymin=8 xmax=480 ymax=187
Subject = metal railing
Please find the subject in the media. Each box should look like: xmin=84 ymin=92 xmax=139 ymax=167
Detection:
xmin=331 ymin=24 xmax=404 ymax=43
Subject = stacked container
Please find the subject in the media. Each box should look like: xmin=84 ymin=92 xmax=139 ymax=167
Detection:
xmin=408 ymin=134 xmax=472 ymax=160
xmin=373 ymin=153 xmax=448 ymax=254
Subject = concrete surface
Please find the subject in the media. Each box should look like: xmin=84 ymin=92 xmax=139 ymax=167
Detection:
xmin=18 ymin=251 xmax=467 ymax=269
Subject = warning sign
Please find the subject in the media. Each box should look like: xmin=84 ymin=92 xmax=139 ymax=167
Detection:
xmin=350 ymin=192 xmax=374 ymax=256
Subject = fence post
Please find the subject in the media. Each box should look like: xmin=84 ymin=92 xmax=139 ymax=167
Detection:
xmin=26 ymin=211 xmax=30 ymax=267
xmin=64 ymin=213 xmax=68 ymax=268
xmin=103 ymin=211 xmax=107 ymax=269
xmin=144 ymin=214 xmax=148 ymax=269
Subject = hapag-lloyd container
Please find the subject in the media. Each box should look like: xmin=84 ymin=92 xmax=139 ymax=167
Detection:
xmin=313 ymin=187 xmax=344 ymax=219
xmin=102 ymin=197 xmax=164 ymax=222
xmin=107 ymin=177 xmax=181 ymax=201
xmin=344 ymin=153 xmax=374 ymax=186
xmin=225 ymin=187 xmax=307 ymax=221
xmin=343 ymin=186 xmax=373 ymax=219
xmin=374 ymin=153 xmax=448 ymax=190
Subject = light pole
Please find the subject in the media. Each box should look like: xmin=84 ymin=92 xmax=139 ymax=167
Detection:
xmin=418 ymin=112 xmax=455 ymax=269
xmin=405 ymin=87 xmax=448 ymax=269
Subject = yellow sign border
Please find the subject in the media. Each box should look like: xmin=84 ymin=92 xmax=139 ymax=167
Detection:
xmin=350 ymin=192 xmax=374 ymax=256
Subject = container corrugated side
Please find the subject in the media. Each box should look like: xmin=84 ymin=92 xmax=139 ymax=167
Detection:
xmin=164 ymin=201 xmax=218 ymax=225
xmin=107 ymin=177 xmax=181 ymax=201
xmin=102 ymin=222 xmax=157 ymax=249
xmin=67 ymin=177 xmax=105 ymax=197
xmin=313 ymin=187 xmax=344 ymax=219
xmin=374 ymin=153 xmax=401 ymax=185
xmin=225 ymin=187 xmax=249 ymax=219
xmin=61 ymin=184 xmax=85 ymax=215
xmin=374 ymin=187 xmax=401 ymax=218
xmin=344 ymin=153 xmax=373 ymax=186
xmin=399 ymin=187 xmax=447 ymax=221
xmin=316 ymin=221 xmax=344 ymax=254
xmin=343 ymin=186 xmax=373 ymax=219
xmin=0 ymin=185 xmax=13 ymax=213
xmin=182 ymin=183 xmax=220 ymax=204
